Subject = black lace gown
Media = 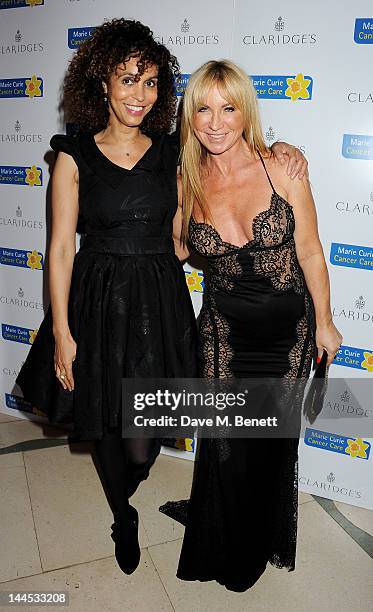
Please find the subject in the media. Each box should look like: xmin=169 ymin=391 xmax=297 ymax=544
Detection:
xmin=161 ymin=154 xmax=316 ymax=592
xmin=16 ymin=132 xmax=197 ymax=440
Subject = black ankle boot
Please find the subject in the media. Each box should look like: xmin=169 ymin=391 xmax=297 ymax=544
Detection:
xmin=111 ymin=507 xmax=140 ymax=575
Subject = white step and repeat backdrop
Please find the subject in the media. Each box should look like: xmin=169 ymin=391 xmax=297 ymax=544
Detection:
xmin=0 ymin=0 xmax=372 ymax=509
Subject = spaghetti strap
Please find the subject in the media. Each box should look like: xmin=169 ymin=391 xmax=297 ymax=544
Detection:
xmin=257 ymin=151 xmax=276 ymax=194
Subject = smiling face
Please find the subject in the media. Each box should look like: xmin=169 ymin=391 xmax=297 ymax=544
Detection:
xmin=104 ymin=56 xmax=159 ymax=128
xmin=193 ymin=84 xmax=245 ymax=155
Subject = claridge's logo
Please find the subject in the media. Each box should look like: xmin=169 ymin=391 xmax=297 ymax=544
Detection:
xmin=0 ymin=203 xmax=44 ymax=231
xmin=251 ymin=73 xmax=313 ymax=101
xmin=0 ymin=76 xmax=43 ymax=98
xmin=181 ymin=18 xmax=190 ymax=33
xmin=0 ymin=27 xmax=44 ymax=54
xmin=326 ymin=472 xmax=335 ymax=483
xmin=243 ymin=16 xmax=317 ymax=45
xmin=347 ymin=91 xmax=373 ymax=103
xmin=155 ymin=18 xmax=219 ymax=47
xmin=0 ymin=0 xmax=44 ymax=9
xmin=265 ymin=126 xmax=276 ymax=142
xmin=0 ymin=119 xmax=43 ymax=144
xmin=0 ymin=165 xmax=43 ymax=186
xmin=275 ymin=16 xmax=285 ymax=32
xmin=335 ymin=192 xmax=373 ymax=216
xmin=332 ymin=295 xmax=372 ymax=325
xmin=0 ymin=287 xmax=43 ymax=311
xmin=355 ymin=295 xmax=365 ymax=309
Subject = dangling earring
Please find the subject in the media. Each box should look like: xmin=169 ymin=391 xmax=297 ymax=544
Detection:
xmin=103 ymin=95 xmax=108 ymax=103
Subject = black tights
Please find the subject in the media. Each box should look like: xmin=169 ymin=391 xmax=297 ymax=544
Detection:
xmin=92 ymin=425 xmax=161 ymax=523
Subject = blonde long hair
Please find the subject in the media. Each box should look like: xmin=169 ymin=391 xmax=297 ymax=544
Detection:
xmin=180 ymin=59 xmax=269 ymax=243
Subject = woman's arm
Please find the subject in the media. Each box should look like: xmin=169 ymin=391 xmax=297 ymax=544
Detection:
xmin=172 ymin=173 xmax=190 ymax=261
xmin=49 ymin=152 xmax=79 ymax=390
xmin=287 ymin=174 xmax=343 ymax=365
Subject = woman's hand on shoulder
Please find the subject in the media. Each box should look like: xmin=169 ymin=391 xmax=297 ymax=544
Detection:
xmin=271 ymin=141 xmax=308 ymax=180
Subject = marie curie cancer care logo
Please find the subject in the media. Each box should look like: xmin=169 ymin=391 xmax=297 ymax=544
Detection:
xmin=0 ymin=75 xmax=43 ymax=98
xmin=342 ymin=134 xmax=373 ymax=160
xmin=0 ymin=0 xmax=44 ymax=8
xmin=354 ymin=18 xmax=373 ymax=44
xmin=2 ymin=323 xmax=38 ymax=345
xmin=305 ymin=428 xmax=371 ymax=460
xmin=176 ymin=73 xmax=312 ymax=100
xmin=251 ymin=73 xmax=312 ymax=100
xmin=0 ymin=165 xmax=42 ymax=186
xmin=0 ymin=247 xmax=44 ymax=270
xmin=333 ymin=345 xmax=373 ymax=372
xmin=68 ymin=27 xmax=96 ymax=49
xmin=330 ymin=242 xmax=373 ymax=271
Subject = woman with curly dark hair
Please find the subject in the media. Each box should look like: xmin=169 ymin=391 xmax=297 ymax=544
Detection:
xmin=16 ymin=18 xmax=306 ymax=577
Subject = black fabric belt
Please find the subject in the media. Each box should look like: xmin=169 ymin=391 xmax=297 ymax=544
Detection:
xmin=80 ymin=233 xmax=174 ymax=255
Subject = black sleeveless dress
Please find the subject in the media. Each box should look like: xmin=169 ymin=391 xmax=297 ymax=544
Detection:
xmin=16 ymin=132 xmax=198 ymax=440
xmin=161 ymin=154 xmax=316 ymax=592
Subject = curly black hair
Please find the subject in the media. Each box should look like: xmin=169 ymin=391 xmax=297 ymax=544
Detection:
xmin=63 ymin=18 xmax=180 ymax=135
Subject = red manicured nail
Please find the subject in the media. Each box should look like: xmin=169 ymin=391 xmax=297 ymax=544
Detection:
xmin=316 ymin=356 xmax=321 ymax=364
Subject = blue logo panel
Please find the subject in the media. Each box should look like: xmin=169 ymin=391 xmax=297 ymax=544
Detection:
xmin=304 ymin=428 xmax=371 ymax=460
xmin=2 ymin=323 xmax=36 ymax=345
xmin=0 ymin=77 xmax=43 ymax=98
xmin=0 ymin=0 xmax=44 ymax=8
xmin=68 ymin=27 xmax=95 ymax=49
xmin=5 ymin=393 xmax=33 ymax=413
xmin=333 ymin=345 xmax=373 ymax=371
xmin=0 ymin=247 xmax=44 ymax=270
xmin=354 ymin=18 xmax=373 ymax=44
xmin=175 ymin=74 xmax=190 ymax=97
xmin=0 ymin=166 xmax=43 ymax=186
xmin=330 ymin=242 xmax=373 ymax=271
xmin=251 ymin=74 xmax=313 ymax=100
xmin=342 ymin=134 xmax=373 ymax=160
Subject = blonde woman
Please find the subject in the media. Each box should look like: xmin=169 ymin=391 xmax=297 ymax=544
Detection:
xmin=168 ymin=60 xmax=342 ymax=591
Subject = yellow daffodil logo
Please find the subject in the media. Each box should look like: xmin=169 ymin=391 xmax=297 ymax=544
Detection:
xmin=25 ymin=75 xmax=42 ymax=98
xmin=25 ymin=165 xmax=41 ymax=186
xmin=361 ymin=351 xmax=373 ymax=372
xmin=186 ymin=270 xmax=204 ymax=293
xmin=345 ymin=437 xmax=369 ymax=459
xmin=26 ymin=250 xmax=43 ymax=270
xmin=285 ymin=73 xmax=311 ymax=101
xmin=25 ymin=0 xmax=44 ymax=7
xmin=175 ymin=437 xmax=194 ymax=452
xmin=28 ymin=328 xmax=39 ymax=344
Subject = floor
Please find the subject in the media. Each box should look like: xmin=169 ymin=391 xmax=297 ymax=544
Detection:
xmin=0 ymin=412 xmax=372 ymax=612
